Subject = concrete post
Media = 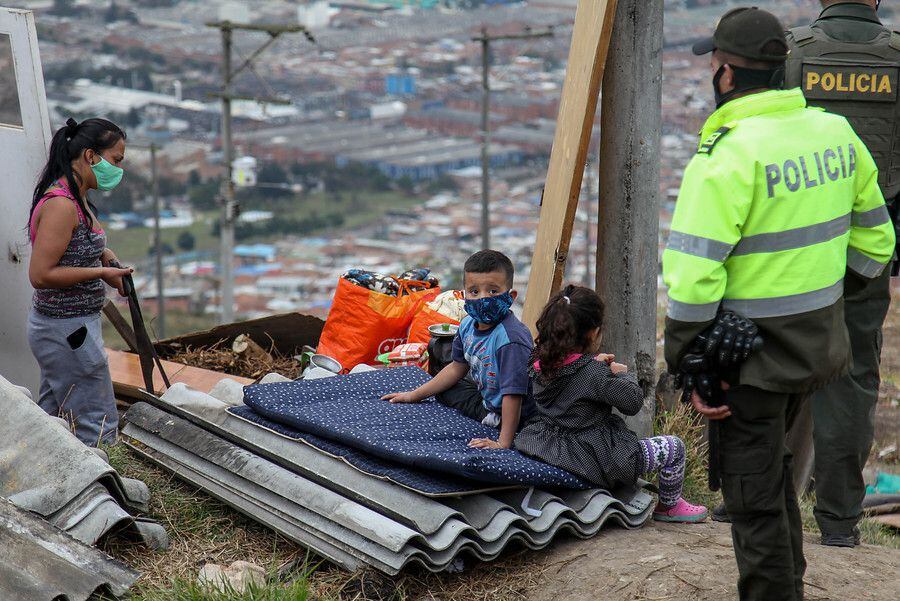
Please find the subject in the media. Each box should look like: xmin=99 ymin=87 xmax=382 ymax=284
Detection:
xmin=596 ymin=0 xmax=663 ymax=437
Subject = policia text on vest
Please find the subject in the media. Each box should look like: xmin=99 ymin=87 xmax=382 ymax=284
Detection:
xmin=765 ymin=143 xmax=858 ymax=198
xmin=803 ymin=65 xmax=898 ymax=100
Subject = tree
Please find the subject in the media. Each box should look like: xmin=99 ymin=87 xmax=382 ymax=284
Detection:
xmin=148 ymin=242 xmax=174 ymax=257
xmin=51 ymin=0 xmax=78 ymax=16
xmin=177 ymin=231 xmax=196 ymax=253
xmin=396 ymin=176 xmax=415 ymax=196
xmin=188 ymin=181 xmax=220 ymax=211
xmin=257 ymin=162 xmax=288 ymax=185
xmin=426 ymin=173 xmax=460 ymax=194
xmin=124 ymin=107 xmax=141 ymax=128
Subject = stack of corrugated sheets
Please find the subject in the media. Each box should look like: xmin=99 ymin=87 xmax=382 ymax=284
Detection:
xmin=122 ymin=379 xmax=653 ymax=574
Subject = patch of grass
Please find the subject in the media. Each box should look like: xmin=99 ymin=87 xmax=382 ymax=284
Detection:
xmin=798 ymin=493 xmax=900 ymax=550
xmin=654 ymin=400 xmax=722 ymax=511
xmin=129 ymin=574 xmax=315 ymax=601
xmin=103 ymin=445 xmax=313 ymax=596
xmin=107 ymin=191 xmax=425 ymax=265
xmin=104 ymin=445 xmax=546 ymax=600
xmin=280 ymin=191 xmax=421 ymax=232
xmin=106 ymin=212 xmax=219 ymax=264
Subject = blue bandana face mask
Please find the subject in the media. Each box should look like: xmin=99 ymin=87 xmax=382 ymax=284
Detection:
xmin=464 ymin=291 xmax=514 ymax=326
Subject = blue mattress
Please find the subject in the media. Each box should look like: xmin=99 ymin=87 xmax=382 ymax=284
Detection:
xmin=229 ymin=405 xmax=496 ymax=496
xmin=236 ymin=367 xmax=591 ymax=490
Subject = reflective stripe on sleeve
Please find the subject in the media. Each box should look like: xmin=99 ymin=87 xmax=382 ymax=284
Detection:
xmin=666 ymin=231 xmax=734 ymax=262
xmin=666 ymin=298 xmax=720 ymax=322
xmin=846 ymin=248 xmax=888 ymax=278
xmin=721 ymin=279 xmax=843 ymax=319
xmin=851 ymin=205 xmax=891 ymax=228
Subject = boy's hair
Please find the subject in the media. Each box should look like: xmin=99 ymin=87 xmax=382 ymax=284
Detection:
xmin=463 ymin=249 xmax=515 ymax=289
xmin=534 ymin=284 xmax=605 ymax=375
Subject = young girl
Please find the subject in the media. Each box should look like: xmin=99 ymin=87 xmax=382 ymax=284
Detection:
xmin=27 ymin=117 xmax=131 ymax=447
xmin=514 ymin=284 xmax=708 ymax=522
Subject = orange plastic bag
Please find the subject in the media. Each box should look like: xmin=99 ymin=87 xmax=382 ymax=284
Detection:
xmin=317 ymin=278 xmax=440 ymax=369
xmin=408 ymin=303 xmax=460 ymax=345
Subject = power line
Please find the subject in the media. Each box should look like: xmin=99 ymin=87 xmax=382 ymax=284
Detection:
xmin=471 ymin=26 xmax=554 ymax=250
xmin=206 ymin=20 xmax=315 ymax=323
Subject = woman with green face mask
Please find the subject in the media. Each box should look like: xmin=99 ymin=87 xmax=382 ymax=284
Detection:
xmin=26 ymin=117 xmax=131 ymax=447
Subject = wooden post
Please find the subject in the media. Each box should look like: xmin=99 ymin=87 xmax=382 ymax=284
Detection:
xmin=522 ymin=0 xmax=619 ymax=331
xmin=595 ymin=0 xmax=663 ymax=437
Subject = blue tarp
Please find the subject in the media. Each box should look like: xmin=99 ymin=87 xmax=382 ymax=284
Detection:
xmin=236 ymin=367 xmax=591 ymax=490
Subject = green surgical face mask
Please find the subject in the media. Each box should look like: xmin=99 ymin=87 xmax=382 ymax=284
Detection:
xmin=91 ymin=156 xmax=124 ymax=191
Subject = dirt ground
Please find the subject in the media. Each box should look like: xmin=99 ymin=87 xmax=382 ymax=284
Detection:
xmin=523 ymin=288 xmax=900 ymax=601
xmin=528 ymin=521 xmax=900 ymax=601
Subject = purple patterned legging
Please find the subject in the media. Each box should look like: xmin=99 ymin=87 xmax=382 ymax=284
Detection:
xmin=638 ymin=435 xmax=686 ymax=507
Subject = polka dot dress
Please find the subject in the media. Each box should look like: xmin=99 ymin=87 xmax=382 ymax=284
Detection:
xmin=514 ymin=356 xmax=645 ymax=490
xmin=239 ymin=367 xmax=591 ymax=489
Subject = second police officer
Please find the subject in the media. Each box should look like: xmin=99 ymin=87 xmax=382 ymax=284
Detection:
xmin=782 ymin=0 xmax=899 ymax=548
xmin=663 ymin=7 xmax=895 ymax=601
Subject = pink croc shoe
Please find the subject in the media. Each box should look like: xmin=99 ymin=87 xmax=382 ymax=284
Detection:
xmin=653 ymin=498 xmax=708 ymax=523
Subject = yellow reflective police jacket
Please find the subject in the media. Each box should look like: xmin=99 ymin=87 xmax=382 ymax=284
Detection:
xmin=663 ymin=88 xmax=895 ymax=393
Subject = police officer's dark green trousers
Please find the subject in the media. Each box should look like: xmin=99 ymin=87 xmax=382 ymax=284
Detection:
xmin=720 ymin=386 xmax=806 ymax=601
xmin=811 ymin=267 xmax=891 ymax=536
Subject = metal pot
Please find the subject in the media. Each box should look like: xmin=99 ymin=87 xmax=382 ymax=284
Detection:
xmin=427 ymin=323 xmax=458 ymax=377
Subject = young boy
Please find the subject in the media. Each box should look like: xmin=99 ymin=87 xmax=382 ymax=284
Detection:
xmin=382 ymin=250 xmax=533 ymax=449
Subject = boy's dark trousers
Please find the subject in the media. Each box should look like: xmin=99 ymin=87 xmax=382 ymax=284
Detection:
xmin=811 ymin=267 xmax=891 ymax=537
xmin=437 ymin=377 xmax=489 ymax=422
xmin=719 ymin=386 xmax=807 ymax=601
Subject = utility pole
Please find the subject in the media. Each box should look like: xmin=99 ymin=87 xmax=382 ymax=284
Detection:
xmin=596 ymin=0 xmax=663 ymax=437
xmin=150 ymin=143 xmax=164 ymax=338
xmin=207 ymin=20 xmax=314 ymax=323
xmin=472 ymin=26 xmax=553 ymax=250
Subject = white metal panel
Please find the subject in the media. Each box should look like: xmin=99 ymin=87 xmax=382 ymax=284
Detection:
xmin=0 ymin=7 xmax=51 ymax=394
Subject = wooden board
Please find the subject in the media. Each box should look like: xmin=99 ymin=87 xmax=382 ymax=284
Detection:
xmin=155 ymin=312 xmax=324 ymax=358
xmin=107 ymin=348 xmax=253 ymax=400
xmin=521 ymin=0 xmax=619 ymax=333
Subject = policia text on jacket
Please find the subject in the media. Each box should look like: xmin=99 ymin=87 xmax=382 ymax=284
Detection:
xmin=764 ymin=143 xmax=859 ymax=198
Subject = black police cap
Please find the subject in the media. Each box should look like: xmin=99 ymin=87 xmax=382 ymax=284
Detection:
xmin=692 ymin=6 xmax=788 ymax=62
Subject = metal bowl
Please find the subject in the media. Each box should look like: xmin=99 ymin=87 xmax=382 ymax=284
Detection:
xmin=428 ymin=323 xmax=459 ymax=337
xmin=310 ymin=354 xmax=343 ymax=374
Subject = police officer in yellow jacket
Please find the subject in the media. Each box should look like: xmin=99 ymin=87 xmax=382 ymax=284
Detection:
xmin=783 ymin=0 xmax=899 ymax=548
xmin=663 ymin=7 xmax=895 ymax=601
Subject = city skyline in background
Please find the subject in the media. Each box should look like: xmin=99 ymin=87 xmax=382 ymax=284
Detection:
xmin=2 ymin=0 xmax=874 ymax=338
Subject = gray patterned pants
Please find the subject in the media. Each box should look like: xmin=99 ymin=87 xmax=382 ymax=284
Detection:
xmin=27 ymin=309 xmax=118 ymax=446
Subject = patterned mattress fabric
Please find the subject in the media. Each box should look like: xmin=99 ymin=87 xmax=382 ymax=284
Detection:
xmin=236 ymin=367 xmax=592 ymax=490
xmin=229 ymin=405 xmax=501 ymax=496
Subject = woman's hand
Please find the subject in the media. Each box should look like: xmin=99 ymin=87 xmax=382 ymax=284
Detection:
xmin=468 ymin=437 xmax=508 ymax=449
xmin=100 ymin=248 xmax=119 ymax=268
xmin=101 ymin=266 xmax=133 ymax=297
xmin=596 ymin=353 xmax=615 ymax=364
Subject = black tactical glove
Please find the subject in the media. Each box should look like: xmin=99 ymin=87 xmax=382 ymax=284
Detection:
xmin=675 ymin=352 xmax=717 ymax=403
xmin=675 ymin=311 xmax=762 ymax=404
xmin=698 ymin=311 xmax=761 ymax=369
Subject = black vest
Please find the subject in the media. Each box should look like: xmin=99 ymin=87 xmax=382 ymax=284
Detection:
xmin=786 ymin=19 xmax=900 ymax=199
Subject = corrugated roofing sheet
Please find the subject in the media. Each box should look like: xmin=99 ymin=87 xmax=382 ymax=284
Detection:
xmin=0 ymin=498 xmax=138 ymax=601
xmin=0 ymin=375 xmax=168 ymax=550
xmin=122 ymin=390 xmax=653 ymax=574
